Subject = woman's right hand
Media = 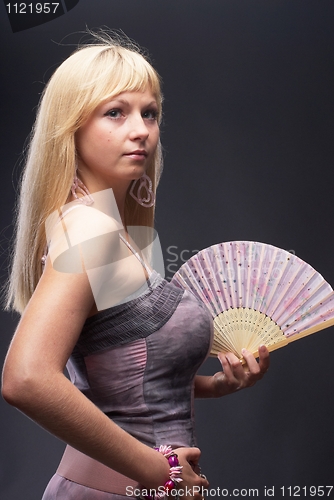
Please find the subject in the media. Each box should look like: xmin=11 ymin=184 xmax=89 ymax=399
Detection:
xmin=173 ymin=447 xmax=209 ymax=500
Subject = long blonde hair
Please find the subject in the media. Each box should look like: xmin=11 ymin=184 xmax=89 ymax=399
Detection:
xmin=5 ymin=33 xmax=163 ymax=314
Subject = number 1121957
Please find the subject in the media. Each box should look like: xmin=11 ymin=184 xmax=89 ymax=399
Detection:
xmin=6 ymin=3 xmax=60 ymax=14
xmin=281 ymin=486 xmax=333 ymax=497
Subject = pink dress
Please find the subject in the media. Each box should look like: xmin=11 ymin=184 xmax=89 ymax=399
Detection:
xmin=42 ymin=271 xmax=213 ymax=499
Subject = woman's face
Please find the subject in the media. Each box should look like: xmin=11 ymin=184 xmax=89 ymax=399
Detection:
xmin=75 ymin=89 xmax=160 ymax=193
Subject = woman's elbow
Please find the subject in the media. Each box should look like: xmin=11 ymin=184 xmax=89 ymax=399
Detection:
xmin=1 ymin=377 xmax=18 ymax=406
xmin=2 ymin=361 xmax=41 ymax=409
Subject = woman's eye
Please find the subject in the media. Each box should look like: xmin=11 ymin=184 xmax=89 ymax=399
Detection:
xmin=105 ymin=109 xmax=122 ymax=119
xmin=143 ymin=109 xmax=158 ymax=120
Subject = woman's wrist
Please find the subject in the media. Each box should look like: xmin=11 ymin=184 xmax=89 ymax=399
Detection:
xmin=194 ymin=375 xmax=218 ymax=398
xmin=141 ymin=446 xmax=183 ymax=499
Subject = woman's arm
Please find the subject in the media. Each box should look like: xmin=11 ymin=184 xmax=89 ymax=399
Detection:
xmin=2 ymin=256 xmax=207 ymax=495
xmin=194 ymin=346 xmax=270 ymax=398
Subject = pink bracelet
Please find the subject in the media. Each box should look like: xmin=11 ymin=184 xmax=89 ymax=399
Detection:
xmin=142 ymin=445 xmax=183 ymax=499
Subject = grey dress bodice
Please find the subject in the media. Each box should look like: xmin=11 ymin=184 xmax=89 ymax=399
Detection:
xmin=66 ymin=271 xmax=213 ymax=448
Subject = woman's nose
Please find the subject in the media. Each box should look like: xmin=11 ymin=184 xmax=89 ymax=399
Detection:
xmin=128 ymin=114 xmax=149 ymax=140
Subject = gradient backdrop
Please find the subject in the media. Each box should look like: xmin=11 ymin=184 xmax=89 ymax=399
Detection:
xmin=1 ymin=1 xmax=334 ymax=498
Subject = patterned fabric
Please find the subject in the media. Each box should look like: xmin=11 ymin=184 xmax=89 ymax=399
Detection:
xmin=72 ymin=272 xmax=184 ymax=357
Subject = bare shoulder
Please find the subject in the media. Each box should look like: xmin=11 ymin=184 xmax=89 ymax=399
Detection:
xmin=9 ymin=205 xmax=123 ymax=365
xmin=16 ymin=256 xmax=93 ymax=360
xmin=1 ymin=258 xmax=93 ymax=383
xmin=26 ymin=202 xmax=126 ymax=334
xmin=39 ymin=202 xmax=125 ymax=320
xmin=58 ymin=204 xmax=122 ymax=240
xmin=47 ymin=204 xmax=123 ymax=275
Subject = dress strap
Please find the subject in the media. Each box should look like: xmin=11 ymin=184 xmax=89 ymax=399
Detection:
xmin=119 ymin=233 xmax=152 ymax=276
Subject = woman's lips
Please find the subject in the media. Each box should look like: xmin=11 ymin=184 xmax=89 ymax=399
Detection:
xmin=124 ymin=150 xmax=148 ymax=160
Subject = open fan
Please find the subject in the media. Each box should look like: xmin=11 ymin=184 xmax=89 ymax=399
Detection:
xmin=171 ymin=241 xmax=334 ymax=358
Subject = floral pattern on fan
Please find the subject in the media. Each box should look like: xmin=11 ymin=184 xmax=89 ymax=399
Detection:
xmin=171 ymin=241 xmax=334 ymax=358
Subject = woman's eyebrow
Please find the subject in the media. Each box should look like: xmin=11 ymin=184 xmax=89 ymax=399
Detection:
xmin=147 ymin=100 xmax=158 ymax=107
xmin=104 ymin=99 xmax=158 ymax=107
xmin=103 ymin=98 xmax=129 ymax=106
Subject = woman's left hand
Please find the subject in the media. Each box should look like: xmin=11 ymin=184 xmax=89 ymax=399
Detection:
xmin=213 ymin=345 xmax=270 ymax=397
xmin=194 ymin=345 xmax=270 ymax=398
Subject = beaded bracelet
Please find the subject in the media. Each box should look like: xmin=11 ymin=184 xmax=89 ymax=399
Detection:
xmin=142 ymin=445 xmax=183 ymax=500
xmin=155 ymin=445 xmax=183 ymax=495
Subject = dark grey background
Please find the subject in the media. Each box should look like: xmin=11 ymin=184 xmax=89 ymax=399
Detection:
xmin=1 ymin=1 xmax=334 ymax=498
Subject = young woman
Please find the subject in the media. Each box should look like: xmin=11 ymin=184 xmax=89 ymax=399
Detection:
xmin=2 ymin=33 xmax=269 ymax=499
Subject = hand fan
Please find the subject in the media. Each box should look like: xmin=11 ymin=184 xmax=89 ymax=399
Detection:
xmin=171 ymin=241 xmax=334 ymax=359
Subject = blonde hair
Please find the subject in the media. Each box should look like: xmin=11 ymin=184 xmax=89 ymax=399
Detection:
xmin=5 ymin=33 xmax=163 ymax=314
